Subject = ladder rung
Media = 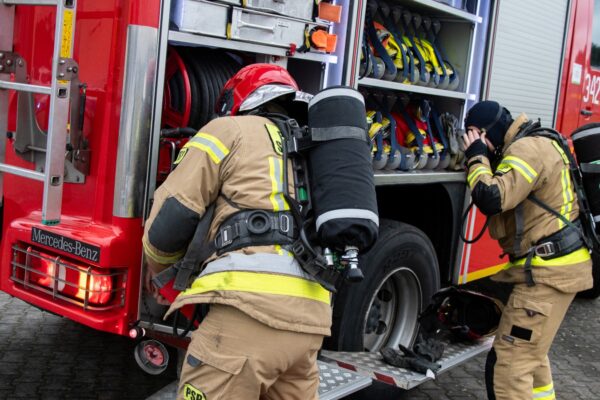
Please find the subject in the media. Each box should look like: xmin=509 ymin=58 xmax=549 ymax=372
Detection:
xmin=0 ymin=163 xmax=44 ymax=181
xmin=0 ymin=81 xmax=52 ymax=95
xmin=2 ymin=0 xmax=58 ymax=5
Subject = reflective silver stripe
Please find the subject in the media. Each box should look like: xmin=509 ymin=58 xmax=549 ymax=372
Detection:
xmin=572 ymin=127 xmax=600 ymax=141
xmin=309 ymin=87 xmax=364 ymax=107
xmin=311 ymin=126 xmax=368 ymax=142
xmin=315 ymin=209 xmax=379 ymax=231
xmin=594 ymin=215 xmax=600 ymax=223
xmin=533 ymin=388 xmax=555 ymax=399
xmin=200 ymin=252 xmax=316 ymax=282
xmin=269 ymin=156 xmax=288 ymax=211
xmin=502 ymin=157 xmax=537 ymax=182
xmin=187 ymin=134 xmax=229 ymax=163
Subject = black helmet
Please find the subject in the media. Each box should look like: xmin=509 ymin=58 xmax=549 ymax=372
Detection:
xmin=464 ymin=101 xmax=513 ymax=149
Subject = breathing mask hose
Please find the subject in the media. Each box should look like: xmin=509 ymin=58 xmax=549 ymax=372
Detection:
xmin=460 ymin=202 xmax=490 ymax=244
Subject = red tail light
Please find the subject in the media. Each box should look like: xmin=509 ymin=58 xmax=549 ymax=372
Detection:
xmin=21 ymin=246 xmax=114 ymax=305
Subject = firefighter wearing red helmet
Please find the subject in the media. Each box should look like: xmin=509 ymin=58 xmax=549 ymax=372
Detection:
xmin=142 ymin=64 xmax=330 ymax=400
xmin=462 ymin=101 xmax=592 ymax=400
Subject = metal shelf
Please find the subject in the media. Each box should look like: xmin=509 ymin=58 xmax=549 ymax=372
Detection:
xmin=407 ymin=0 xmax=482 ymax=23
xmin=168 ymin=30 xmax=338 ymax=64
xmin=374 ymin=170 xmax=466 ymax=185
xmin=359 ymin=77 xmax=476 ymax=100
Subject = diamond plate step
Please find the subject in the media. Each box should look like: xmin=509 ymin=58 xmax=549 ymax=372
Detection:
xmin=146 ymin=360 xmax=372 ymax=400
xmin=317 ymin=360 xmax=372 ymax=400
xmin=320 ymin=337 xmax=493 ymax=390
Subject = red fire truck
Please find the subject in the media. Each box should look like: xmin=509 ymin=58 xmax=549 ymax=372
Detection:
xmin=0 ymin=0 xmax=598 ymax=397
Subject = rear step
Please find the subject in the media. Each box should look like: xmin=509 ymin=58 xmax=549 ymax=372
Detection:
xmin=320 ymin=337 xmax=493 ymax=390
xmin=145 ymin=360 xmax=373 ymax=400
xmin=146 ymin=338 xmax=492 ymax=399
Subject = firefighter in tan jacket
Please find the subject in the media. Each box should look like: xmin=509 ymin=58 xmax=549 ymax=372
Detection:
xmin=463 ymin=101 xmax=593 ymax=400
xmin=142 ymin=64 xmax=331 ymax=400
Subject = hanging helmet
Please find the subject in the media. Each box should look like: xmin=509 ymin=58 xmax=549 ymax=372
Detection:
xmin=216 ymin=63 xmax=300 ymax=116
xmin=420 ymin=286 xmax=503 ymax=342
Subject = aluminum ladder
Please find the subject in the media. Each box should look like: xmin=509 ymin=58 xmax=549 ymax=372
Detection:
xmin=0 ymin=0 xmax=78 ymax=225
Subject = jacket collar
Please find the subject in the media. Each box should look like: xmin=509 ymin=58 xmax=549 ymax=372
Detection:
xmin=502 ymin=113 xmax=529 ymax=152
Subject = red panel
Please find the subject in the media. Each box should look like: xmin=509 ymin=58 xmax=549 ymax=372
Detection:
xmin=556 ymin=0 xmax=596 ymax=136
xmin=0 ymin=0 xmax=161 ymax=335
xmin=0 ymin=214 xmax=143 ymax=335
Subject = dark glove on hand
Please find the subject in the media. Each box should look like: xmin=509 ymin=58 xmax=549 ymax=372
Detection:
xmin=380 ymin=346 xmax=442 ymax=374
xmin=464 ymin=139 xmax=488 ymax=159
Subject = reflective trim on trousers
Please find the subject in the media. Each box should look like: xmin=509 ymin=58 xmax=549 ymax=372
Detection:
xmin=533 ymin=382 xmax=555 ymax=400
xmin=182 ymin=271 xmax=331 ymax=304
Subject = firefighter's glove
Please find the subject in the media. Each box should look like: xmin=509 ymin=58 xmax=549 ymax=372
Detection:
xmin=413 ymin=336 xmax=445 ymax=362
xmin=464 ymin=139 xmax=488 ymax=159
xmin=380 ymin=345 xmax=442 ymax=374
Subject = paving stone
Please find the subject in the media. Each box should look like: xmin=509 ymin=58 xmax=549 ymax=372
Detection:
xmin=1 ymin=292 xmax=599 ymax=399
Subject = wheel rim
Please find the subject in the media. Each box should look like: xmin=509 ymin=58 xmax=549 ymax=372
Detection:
xmin=363 ymin=267 xmax=422 ymax=352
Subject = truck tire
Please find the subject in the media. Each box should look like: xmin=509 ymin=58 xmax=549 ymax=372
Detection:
xmin=577 ymin=251 xmax=600 ymax=299
xmin=327 ymin=219 xmax=441 ymax=352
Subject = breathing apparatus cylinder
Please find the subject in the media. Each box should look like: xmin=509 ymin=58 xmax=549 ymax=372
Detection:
xmin=572 ymin=124 xmax=600 ymax=229
xmin=306 ymin=87 xmax=379 ymax=280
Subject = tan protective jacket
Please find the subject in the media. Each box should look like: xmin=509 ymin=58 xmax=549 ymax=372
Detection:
xmin=142 ymin=116 xmax=332 ymax=335
xmin=467 ymin=114 xmax=592 ymax=293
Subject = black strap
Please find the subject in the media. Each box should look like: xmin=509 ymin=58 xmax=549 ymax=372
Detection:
xmin=153 ymin=203 xmax=216 ymax=291
xmin=527 ymin=194 xmax=592 ymax=249
xmin=460 ymin=202 xmax=490 ymax=244
xmin=523 ymin=250 xmax=536 ymax=287
xmin=214 ymin=209 xmax=297 ymax=254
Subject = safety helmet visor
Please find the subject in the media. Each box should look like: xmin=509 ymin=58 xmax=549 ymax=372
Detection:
xmin=238 ymin=84 xmax=298 ymax=112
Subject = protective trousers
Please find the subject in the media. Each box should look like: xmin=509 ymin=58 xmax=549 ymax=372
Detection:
xmin=485 ymin=282 xmax=575 ymax=400
xmin=178 ymin=304 xmax=324 ymax=400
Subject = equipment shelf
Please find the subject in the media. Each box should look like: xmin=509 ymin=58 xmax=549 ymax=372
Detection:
xmin=406 ymin=0 xmax=482 ymax=23
xmin=358 ymin=77 xmax=476 ymax=100
xmin=168 ymin=30 xmax=338 ymax=64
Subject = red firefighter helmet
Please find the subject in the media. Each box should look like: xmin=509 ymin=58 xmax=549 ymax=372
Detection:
xmin=216 ymin=63 xmax=300 ymax=116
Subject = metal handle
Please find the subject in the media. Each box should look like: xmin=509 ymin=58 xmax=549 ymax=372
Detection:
xmin=238 ymin=20 xmax=275 ymax=32
xmin=581 ymin=109 xmax=593 ymax=116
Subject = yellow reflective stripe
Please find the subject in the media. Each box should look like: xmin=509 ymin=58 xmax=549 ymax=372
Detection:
xmin=184 ymin=271 xmax=331 ymax=304
xmin=533 ymin=382 xmax=556 ymax=400
xmin=467 ymin=166 xmax=493 ymax=187
xmin=465 ymin=263 xmax=505 ymax=282
xmin=275 ymin=244 xmax=293 ymax=257
xmin=184 ymin=133 xmax=230 ymax=164
xmin=507 ymin=247 xmax=591 ymax=268
xmin=142 ymin=240 xmax=184 ymax=265
xmin=533 ymin=383 xmax=554 ymax=394
xmin=268 ymin=156 xmax=289 ymax=211
xmin=559 ymin=167 xmax=574 ymax=229
xmin=551 ymin=141 xmax=569 ymax=165
xmin=502 ymin=156 xmax=538 ymax=183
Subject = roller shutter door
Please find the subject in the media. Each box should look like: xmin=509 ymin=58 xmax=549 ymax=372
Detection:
xmin=486 ymin=0 xmax=569 ymax=127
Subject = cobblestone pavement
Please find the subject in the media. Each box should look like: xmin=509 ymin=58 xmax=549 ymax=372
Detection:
xmin=0 ymin=291 xmax=598 ymax=400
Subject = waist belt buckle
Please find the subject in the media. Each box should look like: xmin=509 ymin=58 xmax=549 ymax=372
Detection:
xmin=534 ymin=242 xmax=556 ymax=258
xmin=215 ymin=226 xmax=234 ymax=249
xmin=279 ymin=213 xmax=290 ymax=234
